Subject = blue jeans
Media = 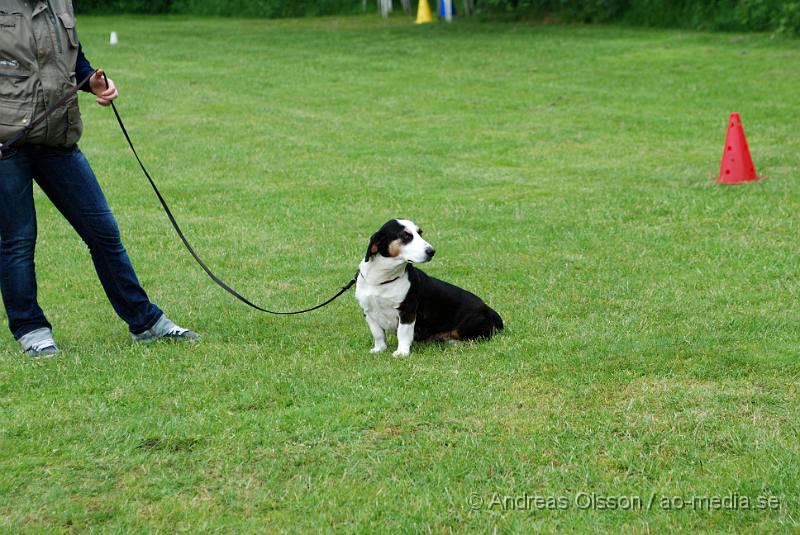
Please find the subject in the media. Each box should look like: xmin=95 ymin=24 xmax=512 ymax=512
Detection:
xmin=0 ymin=144 xmax=162 ymax=339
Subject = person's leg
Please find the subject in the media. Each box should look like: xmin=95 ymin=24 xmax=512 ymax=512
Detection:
xmin=30 ymin=145 xmax=164 ymax=334
xmin=0 ymin=146 xmax=53 ymax=340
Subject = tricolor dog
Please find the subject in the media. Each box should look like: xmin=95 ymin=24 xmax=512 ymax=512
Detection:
xmin=355 ymin=219 xmax=503 ymax=356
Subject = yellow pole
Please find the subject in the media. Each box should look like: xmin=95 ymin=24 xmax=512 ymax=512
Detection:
xmin=415 ymin=0 xmax=433 ymax=24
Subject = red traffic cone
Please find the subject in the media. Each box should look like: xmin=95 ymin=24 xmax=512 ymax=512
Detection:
xmin=718 ymin=112 xmax=762 ymax=184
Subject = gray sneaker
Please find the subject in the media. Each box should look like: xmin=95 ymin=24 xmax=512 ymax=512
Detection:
xmin=132 ymin=314 xmax=199 ymax=343
xmin=19 ymin=327 xmax=59 ymax=358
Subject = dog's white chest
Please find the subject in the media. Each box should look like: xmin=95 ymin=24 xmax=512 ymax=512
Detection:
xmin=355 ymin=278 xmax=410 ymax=331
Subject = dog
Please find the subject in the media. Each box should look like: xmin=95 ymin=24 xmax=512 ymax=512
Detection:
xmin=355 ymin=219 xmax=503 ymax=357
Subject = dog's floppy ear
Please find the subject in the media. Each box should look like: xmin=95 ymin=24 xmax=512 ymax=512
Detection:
xmin=365 ymin=231 xmax=381 ymax=262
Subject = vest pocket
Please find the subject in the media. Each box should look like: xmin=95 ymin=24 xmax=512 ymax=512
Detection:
xmin=0 ymin=12 xmax=23 ymax=35
xmin=0 ymin=99 xmax=31 ymax=127
xmin=0 ymin=12 xmax=36 ymax=66
xmin=0 ymin=13 xmax=26 ymax=58
xmin=0 ymin=98 xmax=34 ymax=145
xmin=0 ymin=63 xmax=31 ymax=100
xmin=57 ymin=12 xmax=79 ymax=48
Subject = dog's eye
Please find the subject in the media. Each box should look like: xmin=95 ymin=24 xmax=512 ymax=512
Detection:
xmin=417 ymin=229 xmax=423 ymax=236
xmin=401 ymin=231 xmax=413 ymax=243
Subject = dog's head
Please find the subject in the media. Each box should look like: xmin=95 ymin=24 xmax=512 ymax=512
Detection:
xmin=364 ymin=219 xmax=435 ymax=264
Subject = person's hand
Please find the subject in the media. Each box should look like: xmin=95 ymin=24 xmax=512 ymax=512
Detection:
xmin=88 ymin=68 xmax=119 ymax=106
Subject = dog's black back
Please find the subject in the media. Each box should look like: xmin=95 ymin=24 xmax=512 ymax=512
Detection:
xmin=398 ymin=265 xmax=503 ymax=342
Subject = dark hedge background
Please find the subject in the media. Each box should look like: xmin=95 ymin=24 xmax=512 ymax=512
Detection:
xmin=73 ymin=0 xmax=800 ymax=34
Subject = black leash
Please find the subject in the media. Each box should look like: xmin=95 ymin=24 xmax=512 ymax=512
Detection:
xmin=101 ymin=73 xmax=357 ymax=315
xmin=2 ymin=69 xmax=357 ymax=315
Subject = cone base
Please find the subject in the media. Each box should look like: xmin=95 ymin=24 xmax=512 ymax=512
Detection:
xmin=717 ymin=175 xmax=764 ymax=185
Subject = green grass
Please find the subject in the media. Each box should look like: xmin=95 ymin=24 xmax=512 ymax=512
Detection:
xmin=1 ymin=14 xmax=799 ymax=534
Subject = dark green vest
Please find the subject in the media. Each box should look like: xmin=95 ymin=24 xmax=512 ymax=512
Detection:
xmin=0 ymin=0 xmax=83 ymax=147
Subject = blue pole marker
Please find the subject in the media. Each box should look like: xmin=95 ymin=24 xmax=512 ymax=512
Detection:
xmin=439 ymin=0 xmax=454 ymax=19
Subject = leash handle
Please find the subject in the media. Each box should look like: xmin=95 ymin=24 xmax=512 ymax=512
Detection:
xmin=105 ymin=80 xmax=357 ymax=315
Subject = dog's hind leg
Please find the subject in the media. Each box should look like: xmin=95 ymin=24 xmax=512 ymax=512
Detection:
xmin=366 ymin=316 xmax=387 ymax=353
xmin=457 ymin=309 xmax=500 ymax=341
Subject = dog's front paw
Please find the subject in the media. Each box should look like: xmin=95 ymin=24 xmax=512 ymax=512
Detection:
xmin=370 ymin=346 xmax=387 ymax=354
xmin=392 ymin=349 xmax=410 ymax=358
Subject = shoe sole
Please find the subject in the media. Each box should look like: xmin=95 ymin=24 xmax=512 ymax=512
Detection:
xmin=26 ymin=350 xmax=59 ymax=358
xmin=132 ymin=335 xmax=199 ymax=344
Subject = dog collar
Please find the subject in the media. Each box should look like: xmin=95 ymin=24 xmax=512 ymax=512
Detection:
xmin=358 ymin=271 xmax=401 ymax=285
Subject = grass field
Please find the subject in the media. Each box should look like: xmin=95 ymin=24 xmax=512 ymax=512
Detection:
xmin=1 ymin=13 xmax=799 ymax=534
